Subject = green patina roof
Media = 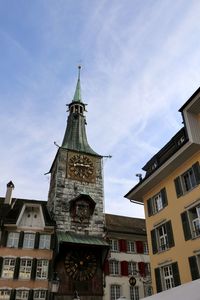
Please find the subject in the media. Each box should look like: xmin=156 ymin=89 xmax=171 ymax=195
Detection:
xmin=72 ymin=66 xmax=82 ymax=102
xmin=57 ymin=232 xmax=109 ymax=247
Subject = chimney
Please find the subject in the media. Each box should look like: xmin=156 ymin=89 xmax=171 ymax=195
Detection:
xmin=5 ymin=181 xmax=15 ymax=205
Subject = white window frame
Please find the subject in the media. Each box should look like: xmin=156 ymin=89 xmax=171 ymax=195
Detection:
xmin=39 ymin=234 xmax=51 ymax=249
xmin=109 ymin=239 xmax=119 ymax=252
xmin=127 ymin=241 xmax=135 ymax=253
xmin=157 ymin=225 xmax=168 ymax=252
xmin=0 ymin=289 xmax=11 ymax=300
xmin=162 ymin=265 xmax=174 ymax=290
xmin=6 ymin=232 xmax=20 ymax=248
xmin=19 ymin=258 xmax=32 ymax=279
xmin=1 ymin=257 xmax=15 ymax=278
xmin=23 ymin=233 xmax=35 ymax=248
xmin=109 ymin=260 xmax=120 ymax=275
xmin=128 ymin=261 xmax=137 ymax=275
xmin=130 ymin=286 xmax=139 ymax=300
xmin=143 ymin=242 xmax=149 ymax=254
xmin=181 ymin=168 xmax=196 ymax=192
xmin=16 ymin=290 xmax=29 ymax=300
xmin=36 ymin=260 xmax=49 ymax=279
xmin=33 ymin=290 xmax=47 ymax=300
xmin=110 ymin=284 xmax=121 ymax=300
xmin=153 ymin=193 xmax=163 ymax=213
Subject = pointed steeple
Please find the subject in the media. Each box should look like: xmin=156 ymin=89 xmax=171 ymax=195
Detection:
xmin=61 ymin=67 xmax=100 ymax=156
xmin=72 ymin=65 xmax=82 ymax=102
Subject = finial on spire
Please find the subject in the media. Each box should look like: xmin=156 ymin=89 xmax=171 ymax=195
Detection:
xmin=78 ymin=65 xmax=81 ymax=79
xmin=73 ymin=65 xmax=82 ymax=102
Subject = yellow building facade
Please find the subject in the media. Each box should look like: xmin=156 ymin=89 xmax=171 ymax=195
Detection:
xmin=125 ymin=88 xmax=200 ymax=294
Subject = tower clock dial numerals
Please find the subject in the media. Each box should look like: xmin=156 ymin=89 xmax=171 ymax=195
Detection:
xmin=65 ymin=251 xmax=97 ymax=281
xmin=68 ymin=154 xmax=95 ymax=181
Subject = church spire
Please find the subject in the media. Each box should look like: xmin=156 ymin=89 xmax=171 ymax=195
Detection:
xmin=72 ymin=65 xmax=82 ymax=102
xmin=61 ymin=68 xmax=100 ymax=156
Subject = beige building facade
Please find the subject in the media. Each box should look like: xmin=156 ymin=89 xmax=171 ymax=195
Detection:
xmin=125 ymin=87 xmax=200 ymax=294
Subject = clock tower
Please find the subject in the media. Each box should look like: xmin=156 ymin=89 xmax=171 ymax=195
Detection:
xmin=47 ymin=67 xmax=109 ymax=300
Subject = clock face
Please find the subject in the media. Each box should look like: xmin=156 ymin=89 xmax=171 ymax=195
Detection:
xmin=68 ymin=154 xmax=95 ymax=182
xmin=65 ymin=250 xmax=97 ymax=281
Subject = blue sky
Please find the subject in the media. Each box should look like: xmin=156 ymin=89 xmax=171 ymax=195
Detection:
xmin=1 ymin=0 xmax=200 ymax=218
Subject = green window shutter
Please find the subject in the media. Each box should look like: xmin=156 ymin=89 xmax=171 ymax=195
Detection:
xmin=189 ymin=256 xmax=200 ymax=280
xmin=192 ymin=162 xmax=200 ymax=184
xmin=151 ymin=229 xmax=158 ymax=254
xmin=174 ymin=177 xmax=183 ymax=198
xmin=172 ymin=262 xmax=181 ymax=287
xmin=34 ymin=232 xmax=40 ymax=249
xmin=1 ymin=230 xmax=8 ymax=247
xmin=166 ymin=220 xmax=175 ymax=248
xmin=10 ymin=289 xmax=16 ymax=300
xmin=155 ymin=268 xmax=162 ymax=293
xmin=50 ymin=234 xmax=56 ymax=250
xmin=31 ymin=258 xmax=37 ymax=280
xmin=160 ymin=188 xmax=168 ymax=208
xmin=0 ymin=257 xmax=3 ymax=276
xmin=181 ymin=212 xmax=192 ymax=241
xmin=18 ymin=231 xmax=24 ymax=248
xmin=147 ymin=198 xmax=153 ymax=216
xmin=28 ymin=289 xmax=33 ymax=300
xmin=48 ymin=260 xmax=53 ymax=280
xmin=13 ymin=257 xmax=20 ymax=279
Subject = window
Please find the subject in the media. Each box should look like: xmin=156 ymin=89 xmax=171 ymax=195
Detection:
xmin=143 ymin=242 xmax=149 ymax=254
xmin=23 ymin=233 xmax=35 ymax=248
xmin=147 ymin=188 xmax=168 ymax=216
xmin=33 ymin=290 xmax=47 ymax=300
xmin=110 ymin=285 xmax=121 ymax=300
xmin=188 ymin=254 xmax=200 ymax=280
xmin=16 ymin=290 xmax=29 ymax=300
xmin=174 ymin=162 xmax=200 ymax=197
xmin=130 ymin=286 xmax=139 ymax=300
xmin=109 ymin=260 xmax=120 ymax=275
xmin=127 ymin=241 xmax=135 ymax=253
xmin=1 ymin=258 xmax=15 ymax=278
xmin=36 ymin=260 xmax=49 ymax=279
xmin=181 ymin=204 xmax=200 ymax=240
xmin=109 ymin=239 xmax=119 ymax=252
xmin=6 ymin=232 xmax=20 ymax=248
xmin=19 ymin=259 xmax=32 ymax=279
xmin=39 ymin=235 xmax=51 ymax=249
xmin=128 ymin=261 xmax=137 ymax=275
xmin=145 ymin=263 xmax=151 ymax=276
xmin=155 ymin=262 xmax=180 ymax=292
xmin=144 ymin=285 xmax=152 ymax=297
xmin=0 ymin=290 xmax=11 ymax=300
xmin=151 ymin=221 xmax=174 ymax=254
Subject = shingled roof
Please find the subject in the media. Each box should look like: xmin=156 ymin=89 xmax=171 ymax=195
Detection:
xmin=105 ymin=213 xmax=146 ymax=235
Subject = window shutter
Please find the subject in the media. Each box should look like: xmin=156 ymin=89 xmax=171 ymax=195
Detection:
xmin=103 ymin=259 xmax=110 ymax=275
xmin=172 ymin=262 xmax=181 ymax=287
xmin=34 ymin=232 xmax=40 ymax=249
xmin=48 ymin=259 xmax=53 ymax=280
xmin=166 ymin=220 xmax=175 ymax=248
xmin=1 ymin=230 xmax=8 ymax=247
xmin=121 ymin=261 xmax=128 ymax=276
xmin=189 ymin=256 xmax=200 ymax=280
xmin=193 ymin=162 xmax=200 ymax=184
xmin=136 ymin=241 xmax=144 ymax=253
xmin=31 ymin=258 xmax=37 ymax=280
xmin=0 ymin=257 xmax=3 ymax=276
xmin=18 ymin=231 xmax=24 ymax=248
xmin=155 ymin=268 xmax=162 ymax=293
xmin=151 ymin=229 xmax=158 ymax=254
xmin=45 ymin=291 xmax=49 ymax=300
xmin=50 ymin=233 xmax=56 ymax=250
xmin=138 ymin=262 xmax=145 ymax=277
xmin=28 ymin=290 xmax=33 ymax=300
xmin=160 ymin=188 xmax=168 ymax=208
xmin=119 ymin=239 xmax=127 ymax=252
xmin=147 ymin=198 xmax=153 ymax=216
xmin=13 ymin=257 xmax=20 ymax=279
xmin=181 ymin=212 xmax=192 ymax=241
xmin=10 ymin=289 xmax=16 ymax=300
xmin=174 ymin=177 xmax=183 ymax=198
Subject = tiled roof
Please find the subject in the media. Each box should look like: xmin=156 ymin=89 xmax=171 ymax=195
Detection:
xmin=105 ymin=213 xmax=146 ymax=235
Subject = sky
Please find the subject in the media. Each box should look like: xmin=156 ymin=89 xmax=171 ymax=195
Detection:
xmin=1 ymin=0 xmax=200 ymax=219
